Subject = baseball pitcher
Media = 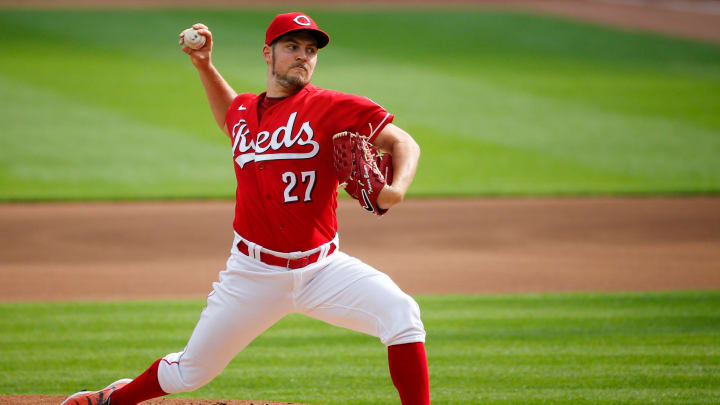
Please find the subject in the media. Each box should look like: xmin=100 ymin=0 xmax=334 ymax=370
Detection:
xmin=61 ymin=12 xmax=428 ymax=405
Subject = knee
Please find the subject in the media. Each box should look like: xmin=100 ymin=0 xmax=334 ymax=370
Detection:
xmin=381 ymin=293 xmax=426 ymax=346
xmin=158 ymin=352 xmax=218 ymax=394
xmin=173 ymin=357 xmax=221 ymax=393
xmin=174 ymin=371 xmax=212 ymax=393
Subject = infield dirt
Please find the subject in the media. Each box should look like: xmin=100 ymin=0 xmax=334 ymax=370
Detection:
xmin=2 ymin=197 xmax=720 ymax=302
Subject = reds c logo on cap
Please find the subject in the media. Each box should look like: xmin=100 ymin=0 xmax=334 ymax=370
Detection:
xmin=265 ymin=12 xmax=331 ymax=48
xmin=293 ymin=15 xmax=311 ymax=26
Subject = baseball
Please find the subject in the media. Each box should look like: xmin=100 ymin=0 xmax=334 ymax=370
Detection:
xmin=182 ymin=28 xmax=206 ymax=50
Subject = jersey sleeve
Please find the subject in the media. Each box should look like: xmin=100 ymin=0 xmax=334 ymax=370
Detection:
xmin=224 ymin=93 xmax=255 ymax=140
xmin=332 ymin=93 xmax=394 ymax=143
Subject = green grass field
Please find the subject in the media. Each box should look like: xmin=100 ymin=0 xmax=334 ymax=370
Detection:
xmin=1 ymin=291 xmax=718 ymax=404
xmin=2 ymin=7 xmax=718 ymax=405
xmin=1 ymin=8 xmax=720 ymax=200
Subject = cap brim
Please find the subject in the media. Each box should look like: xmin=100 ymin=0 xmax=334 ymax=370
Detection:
xmin=271 ymin=28 xmax=330 ymax=49
xmin=309 ymin=29 xmax=330 ymax=48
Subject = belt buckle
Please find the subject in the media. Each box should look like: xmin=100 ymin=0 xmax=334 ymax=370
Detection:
xmin=287 ymin=256 xmax=310 ymax=269
xmin=286 ymin=251 xmax=302 ymax=269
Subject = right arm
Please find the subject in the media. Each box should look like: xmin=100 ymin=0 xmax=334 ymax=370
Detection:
xmin=180 ymin=23 xmax=237 ymax=136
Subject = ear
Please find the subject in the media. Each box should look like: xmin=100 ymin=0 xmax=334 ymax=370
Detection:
xmin=262 ymin=44 xmax=272 ymax=65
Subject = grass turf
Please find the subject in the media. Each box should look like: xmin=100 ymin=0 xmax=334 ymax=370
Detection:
xmin=1 ymin=291 xmax=719 ymax=404
xmin=0 ymin=9 xmax=719 ymax=200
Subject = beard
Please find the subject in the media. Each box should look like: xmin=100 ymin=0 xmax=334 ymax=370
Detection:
xmin=275 ymin=68 xmax=308 ymax=90
xmin=272 ymin=52 xmax=310 ymax=92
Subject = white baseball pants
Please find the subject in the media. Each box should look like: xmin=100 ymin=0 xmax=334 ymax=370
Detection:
xmin=157 ymin=235 xmax=426 ymax=394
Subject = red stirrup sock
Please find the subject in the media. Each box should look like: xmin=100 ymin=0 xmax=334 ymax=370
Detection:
xmin=387 ymin=342 xmax=430 ymax=405
xmin=110 ymin=358 xmax=168 ymax=405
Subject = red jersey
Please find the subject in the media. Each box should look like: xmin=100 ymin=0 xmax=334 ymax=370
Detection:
xmin=224 ymin=84 xmax=394 ymax=252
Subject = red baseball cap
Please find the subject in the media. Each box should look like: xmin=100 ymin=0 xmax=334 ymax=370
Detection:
xmin=265 ymin=12 xmax=330 ymax=49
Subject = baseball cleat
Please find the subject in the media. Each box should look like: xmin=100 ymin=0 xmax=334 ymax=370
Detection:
xmin=60 ymin=378 xmax=132 ymax=405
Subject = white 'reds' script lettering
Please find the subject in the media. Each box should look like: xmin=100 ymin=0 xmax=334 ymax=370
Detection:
xmin=231 ymin=112 xmax=319 ymax=168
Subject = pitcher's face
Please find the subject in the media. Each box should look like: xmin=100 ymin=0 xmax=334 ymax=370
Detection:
xmin=265 ymin=31 xmax=319 ymax=91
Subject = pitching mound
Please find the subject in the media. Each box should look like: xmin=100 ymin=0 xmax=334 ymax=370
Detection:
xmin=0 ymin=395 xmax=307 ymax=405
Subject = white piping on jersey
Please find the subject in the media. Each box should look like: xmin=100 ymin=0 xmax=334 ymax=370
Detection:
xmin=369 ymin=112 xmax=390 ymax=139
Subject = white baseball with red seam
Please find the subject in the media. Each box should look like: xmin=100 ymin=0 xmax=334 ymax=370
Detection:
xmin=182 ymin=28 xmax=206 ymax=50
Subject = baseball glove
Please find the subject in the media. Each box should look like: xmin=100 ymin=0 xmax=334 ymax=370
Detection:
xmin=332 ymin=131 xmax=393 ymax=216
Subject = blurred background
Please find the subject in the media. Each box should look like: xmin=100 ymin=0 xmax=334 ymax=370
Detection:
xmin=2 ymin=2 xmax=720 ymax=404
xmin=1 ymin=0 xmax=719 ymax=201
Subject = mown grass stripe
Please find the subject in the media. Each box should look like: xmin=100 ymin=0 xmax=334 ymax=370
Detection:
xmin=1 ymin=291 xmax=718 ymax=404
